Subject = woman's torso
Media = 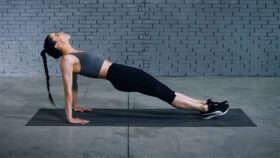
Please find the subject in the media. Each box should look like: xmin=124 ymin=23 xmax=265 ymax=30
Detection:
xmin=65 ymin=51 xmax=113 ymax=79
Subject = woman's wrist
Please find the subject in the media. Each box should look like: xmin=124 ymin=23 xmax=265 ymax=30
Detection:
xmin=68 ymin=117 xmax=73 ymax=121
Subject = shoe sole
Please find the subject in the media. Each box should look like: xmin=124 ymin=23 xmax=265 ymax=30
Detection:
xmin=202 ymin=107 xmax=229 ymax=120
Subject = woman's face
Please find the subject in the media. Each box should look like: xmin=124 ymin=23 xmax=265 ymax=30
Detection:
xmin=49 ymin=32 xmax=71 ymax=47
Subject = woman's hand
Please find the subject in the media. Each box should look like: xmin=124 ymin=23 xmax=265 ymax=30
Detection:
xmin=68 ymin=118 xmax=90 ymax=124
xmin=73 ymin=106 xmax=92 ymax=112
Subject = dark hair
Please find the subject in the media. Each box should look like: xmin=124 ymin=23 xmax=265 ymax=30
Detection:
xmin=40 ymin=34 xmax=63 ymax=107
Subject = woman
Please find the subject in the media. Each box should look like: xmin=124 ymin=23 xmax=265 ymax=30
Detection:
xmin=41 ymin=32 xmax=229 ymax=124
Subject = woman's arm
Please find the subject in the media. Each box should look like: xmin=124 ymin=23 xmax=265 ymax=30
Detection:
xmin=60 ymin=56 xmax=89 ymax=124
xmin=72 ymin=73 xmax=92 ymax=112
xmin=60 ymin=59 xmax=73 ymax=121
xmin=72 ymin=72 xmax=78 ymax=108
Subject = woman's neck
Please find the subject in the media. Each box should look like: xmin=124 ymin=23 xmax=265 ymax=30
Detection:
xmin=63 ymin=48 xmax=85 ymax=55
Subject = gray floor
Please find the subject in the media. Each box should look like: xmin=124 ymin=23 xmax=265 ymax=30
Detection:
xmin=0 ymin=76 xmax=279 ymax=158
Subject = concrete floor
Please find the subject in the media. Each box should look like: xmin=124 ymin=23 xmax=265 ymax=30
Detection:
xmin=0 ymin=76 xmax=279 ymax=158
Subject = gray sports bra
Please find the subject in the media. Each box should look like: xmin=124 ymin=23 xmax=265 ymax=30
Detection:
xmin=69 ymin=52 xmax=105 ymax=78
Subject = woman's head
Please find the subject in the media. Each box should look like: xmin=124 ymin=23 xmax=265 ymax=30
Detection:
xmin=42 ymin=32 xmax=71 ymax=58
xmin=40 ymin=32 xmax=71 ymax=107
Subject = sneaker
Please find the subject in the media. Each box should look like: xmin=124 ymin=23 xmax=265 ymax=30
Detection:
xmin=200 ymin=99 xmax=229 ymax=120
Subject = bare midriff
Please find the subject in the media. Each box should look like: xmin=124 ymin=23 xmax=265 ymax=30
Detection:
xmin=98 ymin=60 xmax=113 ymax=79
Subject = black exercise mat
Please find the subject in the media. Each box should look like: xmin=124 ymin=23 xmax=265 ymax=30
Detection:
xmin=25 ymin=108 xmax=256 ymax=127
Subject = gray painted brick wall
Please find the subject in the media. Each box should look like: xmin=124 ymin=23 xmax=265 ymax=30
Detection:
xmin=0 ymin=0 xmax=279 ymax=77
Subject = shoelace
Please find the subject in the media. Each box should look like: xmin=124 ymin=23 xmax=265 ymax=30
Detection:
xmin=207 ymin=99 xmax=228 ymax=106
xmin=207 ymin=99 xmax=217 ymax=106
xmin=206 ymin=99 xmax=220 ymax=112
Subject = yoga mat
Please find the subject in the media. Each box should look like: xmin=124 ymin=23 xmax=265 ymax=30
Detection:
xmin=25 ymin=108 xmax=256 ymax=127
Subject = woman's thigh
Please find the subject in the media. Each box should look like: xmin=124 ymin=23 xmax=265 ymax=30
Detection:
xmin=107 ymin=63 xmax=150 ymax=92
xmin=106 ymin=63 xmax=176 ymax=104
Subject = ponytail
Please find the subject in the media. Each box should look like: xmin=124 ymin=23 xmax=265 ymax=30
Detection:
xmin=41 ymin=49 xmax=57 ymax=108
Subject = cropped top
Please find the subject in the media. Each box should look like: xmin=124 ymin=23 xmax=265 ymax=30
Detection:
xmin=69 ymin=52 xmax=105 ymax=78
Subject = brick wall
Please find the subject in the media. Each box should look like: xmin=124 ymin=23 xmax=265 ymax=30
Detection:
xmin=0 ymin=0 xmax=279 ymax=77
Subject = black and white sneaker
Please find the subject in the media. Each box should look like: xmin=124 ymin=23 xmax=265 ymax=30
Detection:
xmin=200 ymin=99 xmax=230 ymax=120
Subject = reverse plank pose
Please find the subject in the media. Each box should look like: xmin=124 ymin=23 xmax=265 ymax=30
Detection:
xmin=40 ymin=32 xmax=229 ymax=124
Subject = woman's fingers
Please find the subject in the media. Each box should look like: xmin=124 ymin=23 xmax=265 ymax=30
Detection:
xmin=85 ymin=107 xmax=92 ymax=111
xmin=78 ymin=118 xmax=90 ymax=124
xmin=69 ymin=118 xmax=90 ymax=124
xmin=79 ymin=107 xmax=92 ymax=111
xmin=74 ymin=107 xmax=92 ymax=112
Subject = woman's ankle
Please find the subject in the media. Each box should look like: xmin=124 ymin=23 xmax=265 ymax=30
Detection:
xmin=201 ymin=100 xmax=207 ymax=105
xmin=200 ymin=104 xmax=208 ymax=112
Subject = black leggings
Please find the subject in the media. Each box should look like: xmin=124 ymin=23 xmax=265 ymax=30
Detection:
xmin=106 ymin=63 xmax=176 ymax=104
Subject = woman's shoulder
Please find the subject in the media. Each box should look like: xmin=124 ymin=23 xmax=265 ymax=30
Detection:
xmin=61 ymin=54 xmax=76 ymax=64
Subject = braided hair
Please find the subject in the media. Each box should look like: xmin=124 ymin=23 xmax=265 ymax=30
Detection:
xmin=41 ymin=35 xmax=63 ymax=107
